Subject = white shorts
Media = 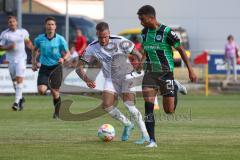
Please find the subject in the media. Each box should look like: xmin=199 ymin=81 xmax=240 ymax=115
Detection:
xmin=104 ymin=77 xmax=136 ymax=94
xmin=8 ymin=59 xmax=26 ymax=79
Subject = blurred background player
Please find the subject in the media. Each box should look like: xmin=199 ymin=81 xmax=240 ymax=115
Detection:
xmin=137 ymin=5 xmax=197 ymax=147
xmin=76 ymin=22 xmax=150 ymax=144
xmin=74 ymin=28 xmax=87 ymax=57
xmin=32 ymin=16 xmax=70 ymax=119
xmin=0 ymin=15 xmax=34 ymax=111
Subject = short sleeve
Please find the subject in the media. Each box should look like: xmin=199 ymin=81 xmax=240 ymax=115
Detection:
xmin=23 ymin=29 xmax=30 ymax=41
xmin=82 ymin=36 xmax=87 ymax=44
xmin=166 ymin=30 xmax=181 ymax=48
xmin=82 ymin=45 xmax=95 ymax=63
xmin=0 ymin=32 xmax=6 ymax=46
xmin=60 ymin=36 xmax=69 ymax=53
xmin=34 ymin=36 xmax=40 ymax=49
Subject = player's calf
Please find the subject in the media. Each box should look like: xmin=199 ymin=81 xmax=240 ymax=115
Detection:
xmin=53 ymin=97 xmax=61 ymax=119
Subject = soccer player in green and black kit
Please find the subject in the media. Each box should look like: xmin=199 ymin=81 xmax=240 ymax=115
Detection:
xmin=137 ymin=5 xmax=197 ymax=147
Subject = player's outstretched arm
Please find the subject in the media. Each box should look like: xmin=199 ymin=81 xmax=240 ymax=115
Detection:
xmin=75 ymin=60 xmax=96 ymax=88
xmin=176 ymin=46 xmax=197 ymax=82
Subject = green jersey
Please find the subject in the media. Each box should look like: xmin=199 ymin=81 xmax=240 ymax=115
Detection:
xmin=141 ymin=24 xmax=181 ymax=72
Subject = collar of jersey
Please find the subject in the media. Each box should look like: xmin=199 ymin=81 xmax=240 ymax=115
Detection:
xmin=148 ymin=24 xmax=162 ymax=32
xmin=45 ymin=33 xmax=56 ymax=41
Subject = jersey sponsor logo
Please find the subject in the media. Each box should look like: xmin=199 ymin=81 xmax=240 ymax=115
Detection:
xmin=143 ymin=45 xmax=161 ymax=50
xmin=53 ymin=47 xmax=58 ymax=54
xmin=156 ymin=35 xmax=162 ymax=41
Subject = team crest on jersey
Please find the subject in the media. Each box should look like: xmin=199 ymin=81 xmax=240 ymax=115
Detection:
xmin=53 ymin=47 xmax=58 ymax=54
xmin=119 ymin=40 xmax=132 ymax=53
xmin=156 ymin=35 xmax=162 ymax=41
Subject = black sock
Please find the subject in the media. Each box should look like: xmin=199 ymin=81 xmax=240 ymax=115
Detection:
xmin=53 ymin=97 xmax=61 ymax=115
xmin=174 ymin=83 xmax=178 ymax=111
xmin=144 ymin=101 xmax=155 ymax=142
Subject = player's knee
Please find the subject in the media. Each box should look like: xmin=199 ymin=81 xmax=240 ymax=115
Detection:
xmin=38 ymin=90 xmax=46 ymax=95
xmin=51 ymin=89 xmax=60 ymax=97
xmin=16 ymin=83 xmax=23 ymax=89
xmin=164 ymin=107 xmax=175 ymax=114
xmin=144 ymin=96 xmax=155 ymax=104
xmin=38 ymin=88 xmax=47 ymax=95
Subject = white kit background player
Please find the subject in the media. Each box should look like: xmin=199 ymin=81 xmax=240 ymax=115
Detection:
xmin=76 ymin=22 xmax=150 ymax=144
xmin=0 ymin=15 xmax=34 ymax=111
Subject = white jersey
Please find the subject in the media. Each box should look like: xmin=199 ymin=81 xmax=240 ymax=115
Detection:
xmin=0 ymin=28 xmax=29 ymax=62
xmin=83 ymin=35 xmax=135 ymax=79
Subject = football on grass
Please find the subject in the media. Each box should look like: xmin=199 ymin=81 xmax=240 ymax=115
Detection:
xmin=98 ymin=124 xmax=115 ymax=142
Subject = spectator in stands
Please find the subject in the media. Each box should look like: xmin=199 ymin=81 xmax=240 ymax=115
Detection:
xmin=224 ymin=35 xmax=238 ymax=82
xmin=74 ymin=28 xmax=87 ymax=57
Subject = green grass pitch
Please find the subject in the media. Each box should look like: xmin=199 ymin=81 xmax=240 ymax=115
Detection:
xmin=0 ymin=94 xmax=240 ymax=160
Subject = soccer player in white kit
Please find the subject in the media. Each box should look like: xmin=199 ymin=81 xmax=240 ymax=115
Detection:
xmin=76 ymin=22 xmax=150 ymax=144
xmin=0 ymin=15 xmax=34 ymax=111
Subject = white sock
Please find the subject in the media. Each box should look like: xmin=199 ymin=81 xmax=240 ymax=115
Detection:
xmin=15 ymin=83 xmax=23 ymax=104
xmin=105 ymin=106 xmax=131 ymax=126
xmin=154 ymin=96 xmax=158 ymax=106
xmin=124 ymin=101 xmax=149 ymax=138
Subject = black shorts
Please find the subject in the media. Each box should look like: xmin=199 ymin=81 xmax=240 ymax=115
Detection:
xmin=142 ymin=72 xmax=175 ymax=97
xmin=37 ymin=64 xmax=62 ymax=89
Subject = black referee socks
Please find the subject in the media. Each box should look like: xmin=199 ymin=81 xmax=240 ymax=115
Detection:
xmin=53 ymin=97 xmax=61 ymax=115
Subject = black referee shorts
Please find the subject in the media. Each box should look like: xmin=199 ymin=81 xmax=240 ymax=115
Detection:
xmin=37 ymin=64 xmax=63 ymax=89
xmin=142 ymin=71 xmax=175 ymax=97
